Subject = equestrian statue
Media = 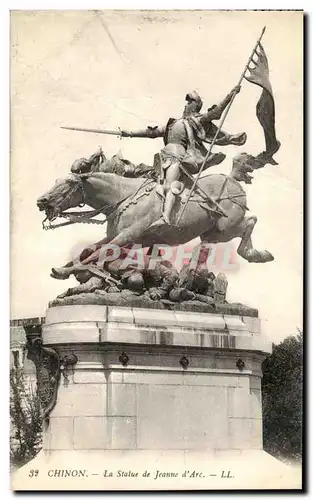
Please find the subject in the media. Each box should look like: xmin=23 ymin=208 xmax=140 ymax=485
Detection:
xmin=37 ymin=26 xmax=280 ymax=290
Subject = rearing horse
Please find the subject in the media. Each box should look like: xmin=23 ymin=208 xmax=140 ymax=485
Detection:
xmin=37 ymin=154 xmax=274 ymax=279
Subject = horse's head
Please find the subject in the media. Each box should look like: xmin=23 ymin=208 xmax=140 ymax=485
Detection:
xmin=37 ymin=173 xmax=85 ymax=221
xmin=231 ymin=153 xmax=256 ymax=184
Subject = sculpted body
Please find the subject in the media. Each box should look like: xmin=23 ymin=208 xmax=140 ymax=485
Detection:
xmin=37 ymin=154 xmax=274 ymax=281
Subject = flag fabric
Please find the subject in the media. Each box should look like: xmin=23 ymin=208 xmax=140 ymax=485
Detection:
xmin=244 ymin=43 xmax=280 ymax=166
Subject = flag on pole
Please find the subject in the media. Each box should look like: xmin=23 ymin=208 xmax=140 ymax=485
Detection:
xmin=244 ymin=43 xmax=280 ymax=166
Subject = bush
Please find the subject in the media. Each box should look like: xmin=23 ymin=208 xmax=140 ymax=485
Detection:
xmin=10 ymin=366 xmax=42 ymax=468
xmin=262 ymin=331 xmax=303 ymax=462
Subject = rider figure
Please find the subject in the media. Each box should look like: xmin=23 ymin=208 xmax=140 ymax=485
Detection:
xmin=121 ymin=86 xmax=245 ymax=226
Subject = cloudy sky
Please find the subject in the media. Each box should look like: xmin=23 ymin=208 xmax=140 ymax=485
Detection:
xmin=10 ymin=10 xmax=303 ymax=342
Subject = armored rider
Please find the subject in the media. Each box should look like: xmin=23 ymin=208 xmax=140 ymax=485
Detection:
xmin=121 ymin=85 xmax=246 ymax=226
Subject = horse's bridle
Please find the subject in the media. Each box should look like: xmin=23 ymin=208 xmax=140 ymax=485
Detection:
xmin=42 ymin=174 xmax=87 ymax=229
xmin=41 ymin=173 xmax=144 ymax=231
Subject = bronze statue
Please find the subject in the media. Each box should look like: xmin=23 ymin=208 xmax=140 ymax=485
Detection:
xmin=37 ymin=151 xmax=274 ymax=284
xmin=38 ymin=26 xmax=280 ymax=299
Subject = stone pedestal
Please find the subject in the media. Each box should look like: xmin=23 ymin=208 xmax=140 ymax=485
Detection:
xmin=12 ymin=305 xmax=301 ymax=490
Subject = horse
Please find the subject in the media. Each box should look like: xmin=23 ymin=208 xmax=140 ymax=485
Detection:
xmin=37 ymin=153 xmax=274 ymax=280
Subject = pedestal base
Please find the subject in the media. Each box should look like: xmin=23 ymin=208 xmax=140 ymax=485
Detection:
xmin=42 ymin=305 xmax=270 ymax=454
xmin=12 ymin=305 xmax=302 ymax=490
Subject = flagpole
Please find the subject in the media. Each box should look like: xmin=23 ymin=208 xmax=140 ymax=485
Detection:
xmin=176 ymin=26 xmax=266 ymax=225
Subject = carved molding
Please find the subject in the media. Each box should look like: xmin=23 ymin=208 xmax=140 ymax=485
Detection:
xmin=60 ymin=354 xmax=78 ymax=386
xmin=236 ymin=358 xmax=245 ymax=371
xmin=25 ymin=330 xmax=61 ymax=420
xmin=119 ymin=352 xmax=129 ymax=367
xmin=24 ymin=324 xmax=78 ymax=420
xmin=179 ymin=355 xmax=189 ymax=370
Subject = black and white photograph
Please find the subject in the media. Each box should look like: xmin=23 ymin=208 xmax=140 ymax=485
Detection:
xmin=9 ymin=9 xmax=303 ymax=491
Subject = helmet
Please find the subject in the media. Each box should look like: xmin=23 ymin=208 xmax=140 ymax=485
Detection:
xmin=71 ymin=158 xmax=90 ymax=174
xmin=185 ymin=90 xmax=203 ymax=111
xmin=126 ymin=271 xmax=145 ymax=292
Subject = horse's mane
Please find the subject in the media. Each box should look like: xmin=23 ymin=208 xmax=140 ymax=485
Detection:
xmin=72 ymin=170 xmax=145 ymax=184
xmin=88 ymin=171 xmax=148 ymax=186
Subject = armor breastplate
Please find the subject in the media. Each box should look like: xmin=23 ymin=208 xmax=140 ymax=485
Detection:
xmin=164 ymin=118 xmax=189 ymax=149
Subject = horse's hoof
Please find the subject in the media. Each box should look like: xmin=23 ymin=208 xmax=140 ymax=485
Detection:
xmin=262 ymin=250 xmax=274 ymax=262
xmin=51 ymin=267 xmax=70 ymax=280
xmin=245 ymin=249 xmax=274 ymax=263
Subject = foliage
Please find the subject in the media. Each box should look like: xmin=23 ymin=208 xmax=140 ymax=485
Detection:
xmin=10 ymin=366 xmax=42 ymax=468
xmin=262 ymin=330 xmax=303 ymax=461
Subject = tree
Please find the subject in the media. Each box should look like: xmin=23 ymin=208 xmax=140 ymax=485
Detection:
xmin=262 ymin=330 xmax=303 ymax=461
xmin=10 ymin=366 xmax=42 ymax=468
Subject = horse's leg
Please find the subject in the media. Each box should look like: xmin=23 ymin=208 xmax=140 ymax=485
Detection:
xmin=51 ymin=227 xmax=143 ymax=279
xmin=51 ymin=235 xmax=112 ymax=279
xmin=236 ymin=216 xmax=274 ymax=263
xmin=200 ymin=216 xmax=274 ymax=264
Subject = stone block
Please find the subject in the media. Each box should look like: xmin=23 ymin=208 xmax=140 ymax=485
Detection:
xmin=43 ymin=323 xmax=100 ymax=344
xmin=141 ymin=330 xmax=157 ymax=344
xmin=228 ymin=387 xmax=250 ymax=418
xmin=174 ymin=311 xmax=226 ymax=330
xmin=107 ymin=306 xmax=134 ymax=323
xmin=214 ymin=356 xmax=239 ymax=370
xmin=133 ymin=308 xmax=177 ymax=327
xmin=156 ymin=330 xmax=175 ymax=346
xmin=123 ymin=370 xmax=184 ymax=386
xmin=108 ymin=383 xmax=137 ymax=417
xmin=223 ymin=315 xmax=249 ymax=336
xmin=74 ymin=370 xmax=106 ymax=384
xmin=249 ymin=376 xmax=262 ymax=390
xmin=238 ymin=375 xmax=250 ymax=389
xmin=204 ymin=334 xmax=237 ymax=349
xmin=241 ymin=316 xmax=261 ymax=335
xmin=136 ymin=384 xmax=228 ymax=450
xmin=182 ymin=373 xmax=239 ymax=387
xmin=228 ymin=417 xmax=250 ymax=449
xmin=45 ymin=305 xmax=107 ymax=325
xmin=250 ymin=389 xmax=262 ymax=419
xmin=102 ymin=323 xmax=140 ymax=343
xmin=49 ymin=417 xmax=74 ymax=450
xmin=51 ymin=383 xmax=106 ymax=417
xmin=248 ymin=336 xmax=272 ymax=355
xmin=250 ymin=418 xmax=263 ymax=449
xmin=73 ymin=417 xmax=108 ymax=450
xmin=110 ymin=417 xmax=137 ymax=449
xmin=108 ymin=371 xmax=124 ymax=384
xmin=228 ymin=417 xmax=262 ymax=450
xmin=233 ymin=336 xmax=254 ymax=351
xmin=171 ymin=331 xmax=201 ymax=347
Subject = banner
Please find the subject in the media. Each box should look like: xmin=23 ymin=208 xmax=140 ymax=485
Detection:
xmin=245 ymin=43 xmax=280 ymax=166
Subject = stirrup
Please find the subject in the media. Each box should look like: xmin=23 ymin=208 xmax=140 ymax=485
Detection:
xmin=162 ymin=213 xmax=172 ymax=226
xmin=149 ymin=214 xmax=173 ymax=229
xmin=149 ymin=217 xmax=166 ymax=229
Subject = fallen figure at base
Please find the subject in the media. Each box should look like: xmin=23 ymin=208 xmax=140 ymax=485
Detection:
xmin=52 ymin=246 xmax=229 ymax=310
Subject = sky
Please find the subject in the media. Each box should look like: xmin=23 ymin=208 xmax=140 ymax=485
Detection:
xmin=10 ymin=10 xmax=303 ymax=342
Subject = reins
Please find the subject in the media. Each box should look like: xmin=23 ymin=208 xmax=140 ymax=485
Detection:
xmin=42 ymin=172 xmax=155 ymax=231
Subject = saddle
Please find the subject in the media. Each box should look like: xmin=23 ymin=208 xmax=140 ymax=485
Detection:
xmin=153 ymin=149 xmax=226 ymax=186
